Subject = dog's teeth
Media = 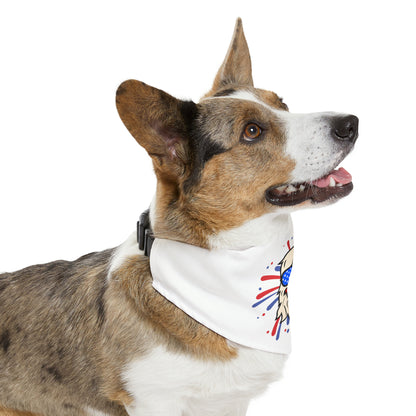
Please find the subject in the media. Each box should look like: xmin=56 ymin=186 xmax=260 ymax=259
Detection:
xmin=286 ymin=185 xmax=297 ymax=193
xmin=336 ymin=183 xmax=343 ymax=187
xmin=299 ymin=185 xmax=305 ymax=192
xmin=276 ymin=185 xmax=287 ymax=194
xmin=329 ymin=177 xmax=336 ymax=187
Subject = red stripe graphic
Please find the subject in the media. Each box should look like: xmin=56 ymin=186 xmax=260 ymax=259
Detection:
xmin=256 ymin=286 xmax=280 ymax=300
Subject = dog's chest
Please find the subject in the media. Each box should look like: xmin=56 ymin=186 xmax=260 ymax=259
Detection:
xmin=122 ymin=345 xmax=287 ymax=415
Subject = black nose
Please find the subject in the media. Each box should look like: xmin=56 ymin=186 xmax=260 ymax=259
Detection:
xmin=331 ymin=115 xmax=359 ymax=144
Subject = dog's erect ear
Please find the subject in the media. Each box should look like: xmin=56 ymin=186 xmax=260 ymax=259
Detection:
xmin=116 ymin=80 xmax=197 ymax=177
xmin=207 ymin=18 xmax=253 ymax=96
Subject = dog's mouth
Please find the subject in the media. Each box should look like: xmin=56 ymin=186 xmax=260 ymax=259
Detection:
xmin=266 ymin=167 xmax=353 ymax=206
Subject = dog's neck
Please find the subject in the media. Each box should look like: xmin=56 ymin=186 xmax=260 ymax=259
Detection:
xmin=150 ymin=196 xmax=292 ymax=251
xmin=208 ymin=212 xmax=293 ymax=250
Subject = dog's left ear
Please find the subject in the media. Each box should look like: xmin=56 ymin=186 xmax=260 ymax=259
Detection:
xmin=116 ymin=80 xmax=197 ymax=179
xmin=206 ymin=18 xmax=253 ymax=96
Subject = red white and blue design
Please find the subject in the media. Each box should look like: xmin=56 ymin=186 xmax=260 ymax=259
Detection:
xmin=252 ymin=238 xmax=293 ymax=342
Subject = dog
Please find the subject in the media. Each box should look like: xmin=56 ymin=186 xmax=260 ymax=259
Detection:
xmin=0 ymin=18 xmax=358 ymax=416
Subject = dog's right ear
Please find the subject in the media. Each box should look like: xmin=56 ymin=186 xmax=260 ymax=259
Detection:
xmin=116 ymin=80 xmax=197 ymax=178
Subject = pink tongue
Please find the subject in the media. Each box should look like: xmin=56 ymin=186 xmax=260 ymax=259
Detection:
xmin=312 ymin=167 xmax=352 ymax=188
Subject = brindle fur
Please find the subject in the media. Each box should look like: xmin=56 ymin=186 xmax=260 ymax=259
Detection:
xmin=0 ymin=251 xmax=128 ymax=416
xmin=0 ymin=18 xmax=295 ymax=415
xmin=0 ymin=251 xmax=237 ymax=415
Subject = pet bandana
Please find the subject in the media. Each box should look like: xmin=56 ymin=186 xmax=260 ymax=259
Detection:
xmin=150 ymin=217 xmax=294 ymax=354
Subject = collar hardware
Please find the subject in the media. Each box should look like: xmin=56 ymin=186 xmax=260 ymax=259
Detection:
xmin=137 ymin=209 xmax=154 ymax=257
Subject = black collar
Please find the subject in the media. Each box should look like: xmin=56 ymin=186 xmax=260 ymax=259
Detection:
xmin=137 ymin=209 xmax=154 ymax=257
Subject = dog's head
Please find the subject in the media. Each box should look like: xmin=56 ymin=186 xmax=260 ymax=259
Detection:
xmin=116 ymin=19 xmax=358 ymax=247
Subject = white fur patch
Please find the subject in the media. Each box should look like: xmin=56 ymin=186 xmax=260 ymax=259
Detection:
xmin=123 ymin=345 xmax=287 ymax=416
xmin=149 ymin=194 xmax=157 ymax=229
xmin=278 ymin=110 xmax=348 ymax=183
xmin=85 ymin=407 xmax=111 ymax=416
xmin=209 ymin=212 xmax=292 ymax=250
xmin=107 ymin=232 xmax=142 ymax=280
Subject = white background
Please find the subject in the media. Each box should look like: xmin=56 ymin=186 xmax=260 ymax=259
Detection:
xmin=1 ymin=1 xmax=415 ymax=415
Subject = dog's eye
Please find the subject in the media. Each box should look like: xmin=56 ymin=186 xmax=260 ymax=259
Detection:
xmin=242 ymin=123 xmax=262 ymax=142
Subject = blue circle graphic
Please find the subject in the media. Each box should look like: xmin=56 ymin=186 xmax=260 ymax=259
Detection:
xmin=281 ymin=266 xmax=292 ymax=286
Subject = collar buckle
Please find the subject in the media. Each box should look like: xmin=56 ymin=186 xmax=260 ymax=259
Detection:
xmin=137 ymin=209 xmax=154 ymax=257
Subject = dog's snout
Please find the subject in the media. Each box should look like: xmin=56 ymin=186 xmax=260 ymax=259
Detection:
xmin=331 ymin=115 xmax=359 ymax=144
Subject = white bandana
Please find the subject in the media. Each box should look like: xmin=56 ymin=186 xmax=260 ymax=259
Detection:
xmin=150 ymin=217 xmax=294 ymax=354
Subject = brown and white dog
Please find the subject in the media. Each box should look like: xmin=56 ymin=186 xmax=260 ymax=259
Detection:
xmin=0 ymin=18 xmax=358 ymax=416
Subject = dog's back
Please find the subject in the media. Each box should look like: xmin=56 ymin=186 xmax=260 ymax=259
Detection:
xmin=0 ymin=251 xmax=129 ymax=416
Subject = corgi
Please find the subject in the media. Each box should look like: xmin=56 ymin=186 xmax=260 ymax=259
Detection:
xmin=0 ymin=18 xmax=358 ymax=416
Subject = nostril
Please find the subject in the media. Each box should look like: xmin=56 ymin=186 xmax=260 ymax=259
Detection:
xmin=332 ymin=115 xmax=359 ymax=144
xmin=335 ymin=125 xmax=354 ymax=139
